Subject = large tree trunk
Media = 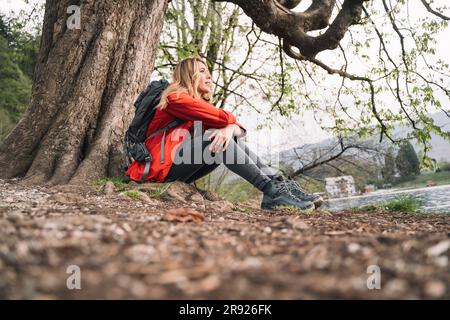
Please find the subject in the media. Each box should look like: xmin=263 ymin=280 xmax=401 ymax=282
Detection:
xmin=0 ymin=0 xmax=169 ymax=185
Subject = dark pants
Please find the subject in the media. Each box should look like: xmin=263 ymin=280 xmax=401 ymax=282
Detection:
xmin=165 ymin=130 xmax=276 ymax=191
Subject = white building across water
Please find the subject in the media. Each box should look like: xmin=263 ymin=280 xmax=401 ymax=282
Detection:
xmin=325 ymin=176 xmax=358 ymax=198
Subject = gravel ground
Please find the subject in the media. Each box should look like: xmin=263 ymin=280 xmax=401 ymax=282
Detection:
xmin=1 ymin=179 xmax=449 ymax=299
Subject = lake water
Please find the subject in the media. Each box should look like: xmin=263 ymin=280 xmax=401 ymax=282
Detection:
xmin=323 ymin=184 xmax=450 ymax=214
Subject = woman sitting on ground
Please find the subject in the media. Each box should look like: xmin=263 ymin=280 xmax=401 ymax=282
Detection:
xmin=126 ymin=55 xmax=322 ymax=210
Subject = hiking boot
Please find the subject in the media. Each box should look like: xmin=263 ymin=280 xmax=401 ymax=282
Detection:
xmin=261 ymin=178 xmax=315 ymax=211
xmin=273 ymin=175 xmax=324 ymax=209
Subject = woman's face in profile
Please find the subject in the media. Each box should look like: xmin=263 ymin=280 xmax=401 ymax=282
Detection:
xmin=197 ymin=62 xmax=212 ymax=95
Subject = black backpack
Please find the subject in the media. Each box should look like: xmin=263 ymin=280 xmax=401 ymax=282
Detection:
xmin=124 ymin=78 xmax=183 ymax=181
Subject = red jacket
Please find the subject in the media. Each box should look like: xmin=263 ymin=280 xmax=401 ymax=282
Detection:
xmin=126 ymin=91 xmax=244 ymax=182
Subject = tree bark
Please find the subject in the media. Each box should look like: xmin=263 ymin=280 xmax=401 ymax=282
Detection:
xmin=0 ymin=0 xmax=169 ymax=185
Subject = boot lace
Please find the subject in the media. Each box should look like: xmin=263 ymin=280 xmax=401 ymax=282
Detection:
xmin=273 ymin=175 xmax=307 ymax=197
xmin=272 ymin=179 xmax=290 ymax=195
xmin=285 ymin=178 xmax=308 ymax=197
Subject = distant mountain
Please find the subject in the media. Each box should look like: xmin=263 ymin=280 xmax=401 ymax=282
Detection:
xmin=278 ymin=111 xmax=450 ymax=170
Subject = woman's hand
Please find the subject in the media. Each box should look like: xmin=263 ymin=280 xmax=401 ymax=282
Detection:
xmin=208 ymin=124 xmax=236 ymax=153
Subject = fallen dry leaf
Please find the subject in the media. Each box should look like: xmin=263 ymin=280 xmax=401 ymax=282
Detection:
xmin=163 ymin=207 xmax=205 ymax=224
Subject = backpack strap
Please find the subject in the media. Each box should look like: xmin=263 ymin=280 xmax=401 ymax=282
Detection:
xmin=146 ymin=119 xmax=184 ymax=140
xmin=158 ymin=119 xmax=184 ymax=163
xmin=160 ymin=128 xmax=167 ymax=164
xmin=140 ymin=119 xmax=184 ymax=182
xmin=141 ymin=155 xmax=152 ymax=183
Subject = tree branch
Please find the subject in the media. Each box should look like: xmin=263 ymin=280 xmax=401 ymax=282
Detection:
xmin=215 ymin=0 xmax=368 ymax=58
xmin=420 ymin=0 xmax=450 ymax=20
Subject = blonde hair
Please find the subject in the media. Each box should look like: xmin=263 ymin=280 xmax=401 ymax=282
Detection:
xmin=158 ymin=55 xmax=211 ymax=110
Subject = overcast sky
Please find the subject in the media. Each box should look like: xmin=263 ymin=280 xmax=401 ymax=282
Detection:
xmin=1 ymin=0 xmax=29 ymax=13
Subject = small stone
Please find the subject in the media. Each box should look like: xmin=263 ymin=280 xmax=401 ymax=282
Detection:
xmin=7 ymin=212 xmax=21 ymax=222
xmin=426 ymin=240 xmax=450 ymax=257
xmin=103 ymin=181 xmax=116 ymax=195
xmin=16 ymin=242 xmax=29 ymax=257
xmin=4 ymin=197 xmax=14 ymax=203
xmin=167 ymin=188 xmax=187 ymax=203
xmin=122 ymin=223 xmax=132 ymax=232
xmin=402 ymin=240 xmax=418 ymax=252
xmin=287 ymin=218 xmax=309 ymax=231
xmin=325 ymin=230 xmax=347 ymax=236
xmin=114 ymin=227 xmax=125 ymax=236
xmin=130 ymin=281 xmax=147 ymax=297
xmin=385 ymin=279 xmax=408 ymax=295
xmin=126 ymin=244 xmax=157 ymax=263
xmin=347 ymin=243 xmax=361 ymax=253
xmin=424 ymin=280 xmax=446 ymax=298
xmin=241 ymin=257 xmax=262 ymax=269
xmin=264 ymin=227 xmax=272 ymax=234
xmin=117 ymin=212 xmax=129 ymax=218
xmin=188 ymin=193 xmax=204 ymax=203
xmin=433 ymin=256 xmax=448 ymax=268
